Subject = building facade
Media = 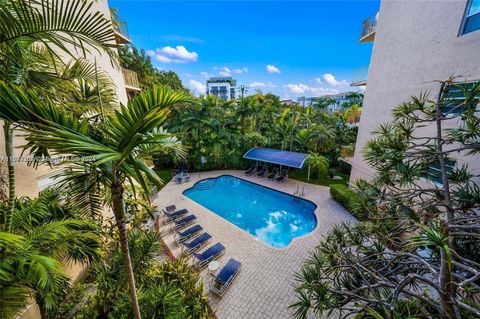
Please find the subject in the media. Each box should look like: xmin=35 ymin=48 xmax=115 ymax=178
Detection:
xmin=206 ymin=77 xmax=237 ymax=101
xmin=349 ymin=0 xmax=480 ymax=183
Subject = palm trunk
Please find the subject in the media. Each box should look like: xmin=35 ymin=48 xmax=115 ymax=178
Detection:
xmin=111 ymin=180 xmax=142 ymax=319
xmin=3 ymin=121 xmax=14 ymax=232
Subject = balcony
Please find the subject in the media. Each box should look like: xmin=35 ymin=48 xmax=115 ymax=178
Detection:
xmin=340 ymin=144 xmax=355 ymax=165
xmin=351 ymin=67 xmax=368 ymax=87
xmin=110 ymin=9 xmax=131 ymax=44
xmin=122 ymin=68 xmax=141 ymax=92
xmin=359 ymin=12 xmax=377 ymax=42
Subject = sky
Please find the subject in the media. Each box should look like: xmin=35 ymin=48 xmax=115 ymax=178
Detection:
xmin=110 ymin=0 xmax=379 ymax=99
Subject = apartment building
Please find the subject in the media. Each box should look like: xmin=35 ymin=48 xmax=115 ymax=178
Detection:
xmin=206 ymin=77 xmax=237 ymax=101
xmin=349 ymin=0 xmax=480 ymax=184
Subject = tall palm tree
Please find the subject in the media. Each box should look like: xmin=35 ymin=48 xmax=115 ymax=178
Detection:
xmin=0 ymin=0 xmax=117 ymax=232
xmin=0 ymin=83 xmax=192 ymax=319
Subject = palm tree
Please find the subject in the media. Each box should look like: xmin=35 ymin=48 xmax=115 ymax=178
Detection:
xmin=0 ymin=0 xmax=117 ymax=232
xmin=0 ymin=189 xmax=102 ymax=318
xmin=306 ymin=153 xmax=329 ymax=179
xmin=0 ymin=83 xmax=192 ymax=319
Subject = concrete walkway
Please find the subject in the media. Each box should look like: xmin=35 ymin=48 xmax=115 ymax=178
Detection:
xmin=153 ymin=170 xmax=354 ymax=319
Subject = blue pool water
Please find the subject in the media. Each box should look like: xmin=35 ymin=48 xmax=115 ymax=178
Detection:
xmin=183 ymin=175 xmax=317 ymax=248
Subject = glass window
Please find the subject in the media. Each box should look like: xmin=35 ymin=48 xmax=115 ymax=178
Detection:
xmin=462 ymin=0 xmax=480 ymax=34
xmin=468 ymin=0 xmax=480 ymax=15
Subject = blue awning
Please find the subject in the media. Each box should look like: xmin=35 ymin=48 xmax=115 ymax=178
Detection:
xmin=243 ymin=148 xmax=309 ymax=169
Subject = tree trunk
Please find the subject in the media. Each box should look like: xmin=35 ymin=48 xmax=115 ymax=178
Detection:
xmin=3 ymin=121 xmax=15 ymax=232
xmin=111 ymin=180 xmax=142 ymax=319
xmin=434 ymin=82 xmax=457 ymax=318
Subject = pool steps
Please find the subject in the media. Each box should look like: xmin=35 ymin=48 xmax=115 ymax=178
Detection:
xmin=194 ymin=179 xmax=216 ymax=190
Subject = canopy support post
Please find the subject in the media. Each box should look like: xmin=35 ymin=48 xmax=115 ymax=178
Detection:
xmin=307 ymin=164 xmax=311 ymax=181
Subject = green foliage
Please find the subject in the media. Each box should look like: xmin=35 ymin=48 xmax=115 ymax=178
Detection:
xmin=118 ymin=45 xmax=186 ymax=91
xmin=0 ymin=189 xmax=101 ymax=319
xmin=52 ymin=231 xmax=212 ymax=319
xmin=329 ymin=184 xmax=368 ymax=220
xmin=293 ymin=80 xmax=480 ymax=318
xmin=306 ymin=153 xmax=329 ymax=178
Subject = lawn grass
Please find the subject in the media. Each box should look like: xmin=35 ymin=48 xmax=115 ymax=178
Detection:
xmin=289 ymin=167 xmax=349 ymax=187
xmin=154 ymin=168 xmax=173 ymax=190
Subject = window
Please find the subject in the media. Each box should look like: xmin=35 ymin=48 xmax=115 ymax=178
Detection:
xmin=424 ymin=158 xmax=456 ymax=186
xmin=461 ymin=0 xmax=480 ymax=34
xmin=441 ymin=81 xmax=479 ymax=115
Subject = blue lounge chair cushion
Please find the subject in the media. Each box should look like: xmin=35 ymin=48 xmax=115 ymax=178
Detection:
xmin=165 ymin=208 xmax=188 ymax=219
xmin=217 ymin=258 xmax=241 ymax=283
xmin=177 ymin=225 xmax=202 ymax=239
xmin=193 ymin=243 xmax=225 ymax=261
xmin=175 ymin=215 xmax=196 ymax=226
xmin=183 ymin=233 xmax=211 ymax=249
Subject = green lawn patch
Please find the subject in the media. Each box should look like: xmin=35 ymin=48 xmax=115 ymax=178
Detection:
xmin=289 ymin=168 xmax=349 ymax=187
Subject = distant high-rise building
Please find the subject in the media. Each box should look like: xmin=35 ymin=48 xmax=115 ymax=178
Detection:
xmin=206 ymin=77 xmax=237 ymax=101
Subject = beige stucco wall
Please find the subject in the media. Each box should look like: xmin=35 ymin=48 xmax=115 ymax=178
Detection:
xmin=350 ymin=0 xmax=480 ymax=182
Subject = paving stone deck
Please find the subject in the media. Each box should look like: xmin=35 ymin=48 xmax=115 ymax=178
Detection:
xmin=153 ymin=170 xmax=355 ymax=319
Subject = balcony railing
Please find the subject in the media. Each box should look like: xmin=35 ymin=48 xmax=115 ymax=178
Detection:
xmin=351 ymin=67 xmax=368 ymax=87
xmin=122 ymin=68 xmax=141 ymax=91
xmin=340 ymin=144 xmax=355 ymax=159
xmin=359 ymin=12 xmax=377 ymax=42
xmin=110 ymin=9 xmax=131 ymax=44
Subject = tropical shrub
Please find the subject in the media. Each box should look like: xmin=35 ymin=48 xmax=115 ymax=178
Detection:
xmin=52 ymin=230 xmax=212 ymax=319
xmin=329 ymin=184 xmax=367 ymax=220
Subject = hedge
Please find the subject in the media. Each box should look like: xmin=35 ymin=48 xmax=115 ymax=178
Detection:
xmin=330 ymin=184 xmax=368 ymax=220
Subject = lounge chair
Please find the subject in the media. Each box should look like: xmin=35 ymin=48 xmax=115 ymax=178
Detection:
xmin=256 ymin=165 xmax=268 ymax=177
xmin=182 ymin=232 xmax=212 ymax=254
xmin=172 ymin=215 xmax=197 ymax=231
xmin=175 ymin=224 xmax=203 ymax=244
xmin=163 ymin=208 xmax=188 ymax=223
xmin=192 ymin=243 xmax=226 ymax=269
xmin=276 ymin=170 xmax=288 ymax=183
xmin=267 ymin=167 xmax=278 ymax=180
xmin=209 ymin=258 xmax=242 ymax=296
xmin=244 ymin=164 xmax=255 ymax=175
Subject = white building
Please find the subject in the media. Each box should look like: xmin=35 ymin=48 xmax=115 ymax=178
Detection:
xmin=206 ymin=77 xmax=237 ymax=101
xmin=349 ymin=0 xmax=480 ymax=184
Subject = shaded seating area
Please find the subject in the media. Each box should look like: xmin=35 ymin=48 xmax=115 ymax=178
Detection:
xmin=243 ymin=147 xmax=308 ymax=183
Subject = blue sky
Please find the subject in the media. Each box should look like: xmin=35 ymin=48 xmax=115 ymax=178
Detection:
xmin=110 ymin=0 xmax=379 ymax=99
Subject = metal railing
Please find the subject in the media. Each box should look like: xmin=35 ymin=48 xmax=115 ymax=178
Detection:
xmin=359 ymin=12 xmax=377 ymax=41
xmin=122 ymin=68 xmax=140 ymax=89
xmin=351 ymin=67 xmax=369 ymax=86
xmin=110 ymin=9 xmax=129 ymax=39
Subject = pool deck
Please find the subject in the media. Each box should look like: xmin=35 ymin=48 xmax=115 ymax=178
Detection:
xmin=152 ymin=170 xmax=355 ymax=319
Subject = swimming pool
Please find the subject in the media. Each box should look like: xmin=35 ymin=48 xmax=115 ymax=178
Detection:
xmin=183 ymin=175 xmax=317 ymax=248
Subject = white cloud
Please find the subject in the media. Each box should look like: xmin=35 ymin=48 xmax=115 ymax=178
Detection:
xmin=219 ymin=67 xmax=231 ymax=77
xmin=249 ymin=82 xmax=266 ymax=88
xmin=189 ymin=79 xmax=206 ymax=95
xmin=266 ymin=64 xmax=281 ymax=74
xmin=233 ymin=67 xmax=248 ymax=75
xmin=249 ymin=82 xmax=277 ymax=89
xmin=146 ymin=46 xmax=198 ymax=64
xmin=284 ymin=83 xmax=339 ymax=96
xmin=200 ymin=71 xmax=211 ymax=78
xmin=321 ymin=73 xmax=348 ymax=86
xmin=314 ymin=77 xmax=322 ymax=84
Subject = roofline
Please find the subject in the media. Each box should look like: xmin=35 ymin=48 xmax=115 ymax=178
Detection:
xmin=243 ymin=147 xmax=309 ymax=169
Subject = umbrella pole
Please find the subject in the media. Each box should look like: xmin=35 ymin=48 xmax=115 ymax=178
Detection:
xmin=308 ymin=164 xmax=311 ymax=181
